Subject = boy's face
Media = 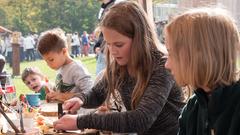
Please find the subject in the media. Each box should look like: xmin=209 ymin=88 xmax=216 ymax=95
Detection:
xmin=42 ymin=49 xmax=66 ymax=70
xmin=24 ymin=74 xmax=44 ymax=92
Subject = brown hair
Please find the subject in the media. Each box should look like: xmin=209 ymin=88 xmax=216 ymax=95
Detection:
xmin=100 ymin=1 xmax=166 ymax=109
xmin=21 ymin=67 xmax=45 ymax=82
xmin=37 ymin=28 xmax=67 ymax=55
xmin=166 ymin=8 xmax=240 ymax=90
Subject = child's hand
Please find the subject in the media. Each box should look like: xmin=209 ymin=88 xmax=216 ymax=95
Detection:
xmin=10 ymin=98 xmax=18 ymax=106
xmin=46 ymin=91 xmax=60 ymax=102
xmin=45 ymin=86 xmax=55 ymax=94
xmin=46 ymin=92 xmax=75 ymax=102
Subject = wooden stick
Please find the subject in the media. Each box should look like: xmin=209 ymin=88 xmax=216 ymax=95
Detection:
xmin=19 ymin=103 xmax=26 ymax=133
xmin=0 ymin=106 xmax=21 ymax=133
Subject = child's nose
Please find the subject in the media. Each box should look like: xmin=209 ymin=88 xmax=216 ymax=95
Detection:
xmin=29 ymin=82 xmax=34 ymax=86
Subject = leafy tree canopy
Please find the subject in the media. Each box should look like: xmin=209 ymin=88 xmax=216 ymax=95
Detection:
xmin=0 ymin=0 xmax=100 ymax=35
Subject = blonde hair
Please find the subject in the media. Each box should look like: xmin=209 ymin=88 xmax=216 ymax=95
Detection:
xmin=94 ymin=26 xmax=101 ymax=39
xmin=166 ymin=8 xmax=240 ymax=90
xmin=100 ymin=1 xmax=165 ymax=109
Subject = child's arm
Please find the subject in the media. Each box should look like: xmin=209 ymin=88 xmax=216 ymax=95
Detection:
xmin=46 ymin=91 xmax=75 ymax=102
xmin=45 ymin=81 xmax=56 ymax=93
xmin=44 ymin=82 xmax=56 ymax=102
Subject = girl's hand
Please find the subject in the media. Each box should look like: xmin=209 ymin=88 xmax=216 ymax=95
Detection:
xmin=53 ymin=114 xmax=78 ymax=130
xmin=63 ymin=97 xmax=83 ymax=114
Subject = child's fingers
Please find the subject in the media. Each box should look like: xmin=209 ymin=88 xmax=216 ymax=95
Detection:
xmin=46 ymin=92 xmax=59 ymax=102
xmin=46 ymin=92 xmax=56 ymax=98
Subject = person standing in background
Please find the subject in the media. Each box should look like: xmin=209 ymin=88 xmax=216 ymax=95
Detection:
xmin=0 ymin=37 xmax=5 ymax=56
xmin=4 ymin=35 xmax=12 ymax=67
xmin=71 ymin=32 xmax=81 ymax=58
xmin=81 ymin=31 xmax=89 ymax=57
xmin=94 ymin=0 xmax=116 ymax=75
xmin=19 ymin=33 xmax=25 ymax=62
xmin=0 ymin=54 xmax=6 ymax=74
xmin=24 ymin=34 xmax=35 ymax=61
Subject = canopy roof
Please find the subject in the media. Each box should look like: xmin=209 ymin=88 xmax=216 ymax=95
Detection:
xmin=0 ymin=26 xmax=12 ymax=33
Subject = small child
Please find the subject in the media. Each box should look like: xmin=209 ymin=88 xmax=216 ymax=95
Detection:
xmin=37 ymin=28 xmax=93 ymax=102
xmin=21 ymin=67 xmax=54 ymax=100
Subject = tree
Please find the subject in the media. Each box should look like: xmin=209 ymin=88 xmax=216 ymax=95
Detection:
xmin=0 ymin=8 xmax=8 ymax=26
xmin=0 ymin=0 xmax=100 ymax=35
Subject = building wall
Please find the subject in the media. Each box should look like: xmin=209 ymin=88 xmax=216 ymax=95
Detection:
xmin=217 ymin=0 xmax=240 ymax=28
xmin=138 ymin=0 xmax=153 ymax=22
xmin=179 ymin=0 xmax=217 ymax=7
xmin=177 ymin=0 xmax=240 ymax=28
xmin=153 ymin=3 xmax=177 ymax=22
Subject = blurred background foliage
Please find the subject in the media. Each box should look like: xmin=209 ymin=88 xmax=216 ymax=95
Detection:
xmin=0 ymin=0 xmax=100 ymax=34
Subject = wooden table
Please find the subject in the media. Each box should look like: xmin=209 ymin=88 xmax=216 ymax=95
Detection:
xmin=1 ymin=102 xmax=99 ymax=135
xmin=39 ymin=101 xmax=58 ymax=117
xmin=39 ymin=102 xmax=99 ymax=135
xmin=45 ymin=128 xmax=99 ymax=135
xmin=5 ymin=130 xmax=99 ymax=135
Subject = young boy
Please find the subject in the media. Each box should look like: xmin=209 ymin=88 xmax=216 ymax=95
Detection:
xmin=37 ymin=28 xmax=93 ymax=102
xmin=21 ymin=67 xmax=53 ymax=100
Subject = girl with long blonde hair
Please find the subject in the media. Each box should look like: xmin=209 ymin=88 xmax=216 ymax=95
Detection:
xmin=165 ymin=8 xmax=240 ymax=135
xmin=54 ymin=1 xmax=184 ymax=134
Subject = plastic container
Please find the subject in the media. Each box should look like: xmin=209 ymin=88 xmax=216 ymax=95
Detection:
xmin=26 ymin=93 xmax=40 ymax=107
xmin=3 ymin=75 xmax=17 ymax=104
xmin=5 ymin=114 xmax=40 ymax=135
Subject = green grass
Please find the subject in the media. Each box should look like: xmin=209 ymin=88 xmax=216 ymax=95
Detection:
xmin=5 ymin=56 xmax=96 ymax=96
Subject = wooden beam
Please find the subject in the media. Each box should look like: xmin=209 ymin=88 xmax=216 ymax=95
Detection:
xmin=12 ymin=32 xmax=20 ymax=76
xmin=137 ymin=0 xmax=153 ymax=21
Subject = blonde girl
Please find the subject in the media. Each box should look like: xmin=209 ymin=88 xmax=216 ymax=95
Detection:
xmin=165 ymin=8 xmax=240 ymax=135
